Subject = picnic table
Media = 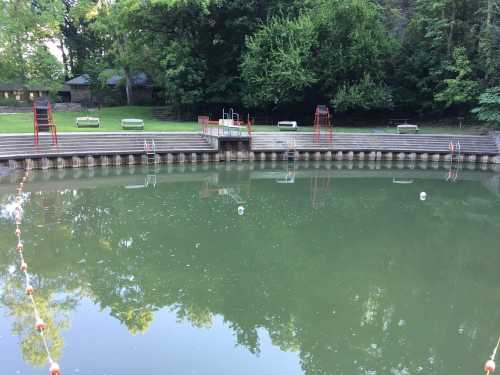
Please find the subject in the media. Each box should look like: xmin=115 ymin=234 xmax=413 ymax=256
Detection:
xmin=76 ymin=117 xmax=100 ymax=128
xmin=397 ymin=124 xmax=419 ymax=134
xmin=277 ymin=121 xmax=298 ymax=131
xmin=121 ymin=118 xmax=144 ymax=130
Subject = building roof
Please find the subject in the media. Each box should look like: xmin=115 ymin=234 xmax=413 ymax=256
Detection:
xmin=0 ymin=83 xmax=24 ymax=91
xmin=65 ymin=71 xmax=152 ymax=87
xmin=0 ymin=83 xmax=50 ymax=91
xmin=28 ymin=85 xmax=50 ymax=91
xmin=107 ymin=72 xmax=152 ymax=87
xmin=65 ymin=74 xmax=91 ymax=86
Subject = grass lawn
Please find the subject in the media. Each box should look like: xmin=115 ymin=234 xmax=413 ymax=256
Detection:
xmin=0 ymin=106 xmax=199 ymax=133
xmin=0 ymin=106 xmax=490 ymax=135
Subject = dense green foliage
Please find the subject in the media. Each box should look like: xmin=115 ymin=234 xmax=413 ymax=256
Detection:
xmin=0 ymin=0 xmax=63 ymax=88
xmin=471 ymin=86 xmax=500 ymax=125
xmin=0 ymin=0 xmax=499 ymax=120
xmin=241 ymin=15 xmax=318 ymax=107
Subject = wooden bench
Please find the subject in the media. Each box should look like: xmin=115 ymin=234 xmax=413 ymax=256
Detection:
xmin=121 ymin=118 xmax=144 ymax=130
xmin=397 ymin=124 xmax=419 ymax=134
xmin=277 ymin=121 xmax=298 ymax=131
xmin=76 ymin=117 xmax=100 ymax=128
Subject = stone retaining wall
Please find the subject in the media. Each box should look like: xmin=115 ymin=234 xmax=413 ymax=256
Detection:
xmin=0 ymin=106 xmax=32 ymax=113
xmin=0 ymin=103 xmax=82 ymax=113
xmin=1 ymin=149 xmax=498 ymax=171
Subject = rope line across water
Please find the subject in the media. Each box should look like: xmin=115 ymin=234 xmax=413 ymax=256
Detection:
xmin=485 ymin=336 xmax=500 ymax=374
xmin=13 ymin=172 xmax=61 ymax=375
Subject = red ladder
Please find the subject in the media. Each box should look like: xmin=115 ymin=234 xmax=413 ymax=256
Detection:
xmin=314 ymin=105 xmax=333 ymax=144
xmin=33 ymin=99 xmax=58 ymax=145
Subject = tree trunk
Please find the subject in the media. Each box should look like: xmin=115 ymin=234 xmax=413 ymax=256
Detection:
xmin=58 ymin=35 xmax=69 ymax=80
xmin=124 ymin=67 xmax=133 ymax=106
xmin=482 ymin=0 xmax=494 ymax=82
xmin=447 ymin=0 xmax=456 ymax=57
xmin=68 ymin=48 xmax=75 ymax=75
xmin=487 ymin=0 xmax=493 ymax=27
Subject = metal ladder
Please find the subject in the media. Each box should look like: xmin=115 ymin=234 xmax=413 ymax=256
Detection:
xmin=277 ymin=160 xmax=296 ymax=184
xmin=447 ymin=140 xmax=462 ymax=182
xmin=145 ymin=174 xmax=157 ymax=188
xmin=286 ymin=138 xmax=297 ymax=161
xmin=144 ymin=139 xmax=156 ymax=165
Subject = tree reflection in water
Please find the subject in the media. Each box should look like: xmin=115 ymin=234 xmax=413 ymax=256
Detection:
xmin=1 ymin=165 xmax=500 ymax=374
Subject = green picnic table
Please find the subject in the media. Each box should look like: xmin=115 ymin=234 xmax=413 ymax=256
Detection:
xmin=76 ymin=117 xmax=100 ymax=128
xmin=121 ymin=118 xmax=144 ymax=130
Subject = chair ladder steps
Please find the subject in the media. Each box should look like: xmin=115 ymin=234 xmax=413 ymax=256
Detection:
xmin=144 ymin=139 xmax=156 ymax=165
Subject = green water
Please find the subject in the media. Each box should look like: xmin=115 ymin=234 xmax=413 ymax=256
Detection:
xmin=1 ymin=163 xmax=500 ymax=375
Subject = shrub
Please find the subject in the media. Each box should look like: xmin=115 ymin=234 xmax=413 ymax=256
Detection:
xmin=471 ymin=87 xmax=500 ymax=126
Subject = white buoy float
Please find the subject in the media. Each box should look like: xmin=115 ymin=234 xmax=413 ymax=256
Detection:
xmin=238 ymin=206 xmax=245 ymax=216
xmin=420 ymin=192 xmax=427 ymax=201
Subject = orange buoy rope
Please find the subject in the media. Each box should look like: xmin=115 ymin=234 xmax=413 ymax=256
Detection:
xmin=485 ymin=336 xmax=500 ymax=374
xmin=12 ymin=172 xmax=61 ymax=375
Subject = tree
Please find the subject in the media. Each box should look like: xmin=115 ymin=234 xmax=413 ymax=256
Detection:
xmin=241 ymin=15 xmax=317 ymax=108
xmin=0 ymin=0 xmax=63 ymax=85
xmin=434 ymin=47 xmax=479 ymax=108
xmin=58 ymin=0 xmax=103 ymax=77
xmin=477 ymin=0 xmax=500 ymax=86
xmin=88 ymin=0 xmax=147 ymax=105
xmin=312 ymin=0 xmax=397 ymax=111
xmin=126 ymin=0 xmax=210 ymax=108
xmin=333 ymin=74 xmax=393 ymax=112
xmin=129 ymin=0 xmax=314 ymax=110
xmin=472 ymin=86 xmax=500 ymax=126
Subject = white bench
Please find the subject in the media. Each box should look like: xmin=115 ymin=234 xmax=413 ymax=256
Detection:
xmin=278 ymin=121 xmax=298 ymax=131
xmin=76 ymin=117 xmax=100 ymax=128
xmin=121 ymin=118 xmax=144 ymax=130
xmin=397 ymin=124 xmax=419 ymax=134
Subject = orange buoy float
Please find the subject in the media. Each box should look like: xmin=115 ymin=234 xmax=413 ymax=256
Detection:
xmin=16 ymin=243 xmax=24 ymax=252
xmin=49 ymin=362 xmax=61 ymax=375
xmin=15 ymin=227 xmax=21 ymax=237
xmin=485 ymin=359 xmax=496 ymax=373
xmin=26 ymin=285 xmax=34 ymax=295
xmin=20 ymin=262 xmax=28 ymax=272
xmin=35 ymin=318 xmax=45 ymax=331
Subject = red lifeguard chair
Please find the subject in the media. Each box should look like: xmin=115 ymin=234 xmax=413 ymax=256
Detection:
xmin=33 ymin=98 xmax=58 ymax=145
xmin=313 ymin=105 xmax=333 ymax=144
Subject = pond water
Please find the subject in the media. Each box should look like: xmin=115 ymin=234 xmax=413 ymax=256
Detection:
xmin=1 ymin=162 xmax=500 ymax=375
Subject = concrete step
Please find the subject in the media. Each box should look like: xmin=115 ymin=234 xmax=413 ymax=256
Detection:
xmin=0 ymin=132 xmax=217 ymax=159
xmin=0 ymin=132 xmax=497 ymax=161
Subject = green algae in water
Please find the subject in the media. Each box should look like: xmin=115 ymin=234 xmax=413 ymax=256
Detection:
xmin=1 ymin=163 xmax=500 ymax=375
